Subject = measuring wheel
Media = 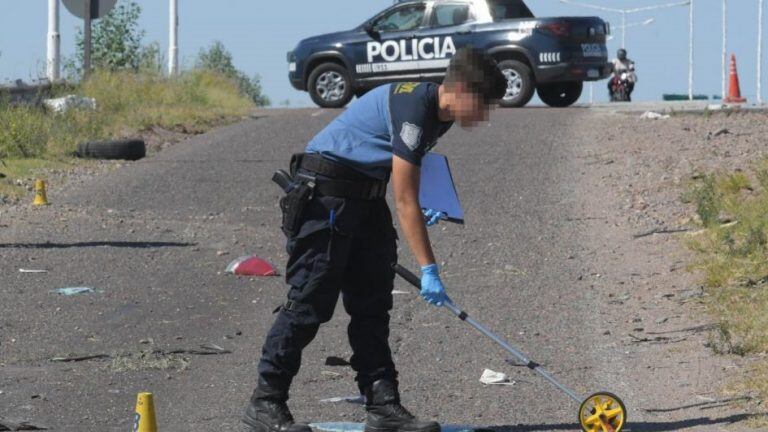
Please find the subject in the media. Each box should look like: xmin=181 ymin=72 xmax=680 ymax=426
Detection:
xmin=578 ymin=392 xmax=626 ymax=432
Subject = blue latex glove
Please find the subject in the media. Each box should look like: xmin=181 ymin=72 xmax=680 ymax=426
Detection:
xmin=420 ymin=264 xmax=451 ymax=306
xmin=422 ymin=209 xmax=446 ymax=227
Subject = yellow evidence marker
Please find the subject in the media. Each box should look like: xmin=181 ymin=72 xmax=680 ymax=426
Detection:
xmin=133 ymin=392 xmax=158 ymax=432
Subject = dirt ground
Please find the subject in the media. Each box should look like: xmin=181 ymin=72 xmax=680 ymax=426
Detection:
xmin=565 ymin=108 xmax=768 ymax=427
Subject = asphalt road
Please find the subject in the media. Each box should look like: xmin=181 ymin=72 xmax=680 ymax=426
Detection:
xmin=0 ymin=107 xmax=750 ymax=431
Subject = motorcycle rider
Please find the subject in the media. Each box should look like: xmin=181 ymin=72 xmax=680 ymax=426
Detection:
xmin=607 ymin=48 xmax=637 ymax=100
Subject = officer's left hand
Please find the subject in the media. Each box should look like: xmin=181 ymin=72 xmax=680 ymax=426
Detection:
xmin=420 ymin=264 xmax=451 ymax=307
xmin=422 ymin=209 xmax=445 ymax=227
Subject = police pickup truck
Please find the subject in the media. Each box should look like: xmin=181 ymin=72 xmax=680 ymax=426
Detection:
xmin=288 ymin=0 xmax=610 ymax=108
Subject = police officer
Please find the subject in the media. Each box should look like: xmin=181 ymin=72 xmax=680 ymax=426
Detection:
xmin=243 ymin=48 xmax=505 ymax=432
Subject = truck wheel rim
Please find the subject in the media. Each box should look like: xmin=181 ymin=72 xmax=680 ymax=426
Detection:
xmin=502 ymin=69 xmax=523 ymax=100
xmin=316 ymin=71 xmax=346 ymax=102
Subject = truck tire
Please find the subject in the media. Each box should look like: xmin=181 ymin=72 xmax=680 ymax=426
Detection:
xmin=537 ymin=81 xmax=583 ymax=107
xmin=308 ymin=63 xmax=353 ymax=108
xmin=76 ymin=139 xmax=146 ymax=161
xmin=497 ymin=60 xmax=535 ymax=108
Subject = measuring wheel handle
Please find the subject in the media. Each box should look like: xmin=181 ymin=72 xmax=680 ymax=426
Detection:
xmin=579 ymin=392 xmax=626 ymax=432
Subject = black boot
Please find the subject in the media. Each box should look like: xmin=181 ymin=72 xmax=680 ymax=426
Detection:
xmin=243 ymin=381 xmax=311 ymax=432
xmin=364 ymin=380 xmax=440 ymax=432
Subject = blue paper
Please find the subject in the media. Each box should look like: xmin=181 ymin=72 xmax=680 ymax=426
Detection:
xmin=419 ymin=153 xmax=464 ymax=224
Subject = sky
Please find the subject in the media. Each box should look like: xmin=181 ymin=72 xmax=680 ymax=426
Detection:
xmin=1 ymin=0 xmax=765 ymax=106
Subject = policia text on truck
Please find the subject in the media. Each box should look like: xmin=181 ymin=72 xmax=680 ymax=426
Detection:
xmin=242 ymin=48 xmax=506 ymax=432
xmin=287 ymin=0 xmax=610 ymax=109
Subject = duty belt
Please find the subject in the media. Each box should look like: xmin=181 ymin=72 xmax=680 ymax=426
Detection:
xmin=283 ymin=153 xmax=387 ymax=200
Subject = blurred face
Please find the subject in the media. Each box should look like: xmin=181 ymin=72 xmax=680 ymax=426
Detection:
xmin=447 ymin=83 xmax=490 ymax=128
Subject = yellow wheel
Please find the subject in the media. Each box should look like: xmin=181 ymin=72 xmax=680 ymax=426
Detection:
xmin=579 ymin=392 xmax=626 ymax=432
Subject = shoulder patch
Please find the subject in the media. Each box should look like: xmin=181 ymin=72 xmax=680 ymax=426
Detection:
xmin=394 ymin=82 xmax=420 ymax=94
xmin=400 ymin=122 xmax=423 ymax=151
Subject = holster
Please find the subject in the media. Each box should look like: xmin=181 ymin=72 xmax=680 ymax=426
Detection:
xmin=273 ymin=154 xmax=316 ymax=238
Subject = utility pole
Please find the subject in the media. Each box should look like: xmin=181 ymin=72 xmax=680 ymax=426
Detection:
xmin=621 ymin=11 xmax=627 ymax=48
xmin=722 ymin=0 xmax=727 ymax=99
xmin=689 ymin=0 xmax=694 ymax=100
xmin=47 ymin=0 xmax=61 ymax=82
xmin=83 ymin=0 xmax=92 ymax=77
xmin=759 ymin=0 xmax=764 ymax=104
xmin=168 ymin=0 xmax=179 ymax=76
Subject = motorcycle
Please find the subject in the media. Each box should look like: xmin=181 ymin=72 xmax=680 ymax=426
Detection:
xmin=609 ymin=72 xmax=633 ymax=102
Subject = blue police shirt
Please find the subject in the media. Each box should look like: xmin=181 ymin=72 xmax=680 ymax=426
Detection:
xmin=305 ymin=82 xmax=454 ymax=180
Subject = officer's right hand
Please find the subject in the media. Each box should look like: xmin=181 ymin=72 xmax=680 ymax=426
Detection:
xmin=420 ymin=264 xmax=450 ymax=307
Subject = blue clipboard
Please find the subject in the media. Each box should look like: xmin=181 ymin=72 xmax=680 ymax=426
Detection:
xmin=419 ymin=153 xmax=464 ymax=224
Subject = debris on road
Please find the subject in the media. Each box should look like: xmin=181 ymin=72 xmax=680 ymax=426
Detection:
xmin=632 ymin=227 xmax=690 ymax=239
xmin=319 ymin=395 xmax=365 ymax=404
xmin=640 ymin=111 xmax=670 ymax=120
xmin=0 ymin=416 xmax=48 ymax=430
xmin=391 ymin=290 xmax=411 ymax=295
xmin=479 ymin=368 xmax=515 ymax=386
xmin=321 ymin=371 xmax=343 ymax=380
xmin=50 ymin=354 xmax=110 ymax=363
xmin=164 ymin=343 xmax=231 ymax=355
xmin=225 ymin=255 xmax=278 ymax=276
xmin=325 ymin=356 xmax=351 ymax=367
xmin=43 ymin=95 xmax=96 ymax=113
xmin=713 ymin=127 xmax=731 ymax=137
xmin=18 ymin=269 xmax=48 ymax=274
xmin=628 ymin=333 xmax=687 ymax=344
xmin=51 ymin=287 xmax=97 ymax=296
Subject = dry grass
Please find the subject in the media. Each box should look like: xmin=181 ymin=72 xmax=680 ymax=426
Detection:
xmin=0 ymin=69 xmax=253 ymax=198
xmin=687 ymin=160 xmax=768 ymax=412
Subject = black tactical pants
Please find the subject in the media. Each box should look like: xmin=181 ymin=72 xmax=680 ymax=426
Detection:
xmin=256 ymin=189 xmax=399 ymax=399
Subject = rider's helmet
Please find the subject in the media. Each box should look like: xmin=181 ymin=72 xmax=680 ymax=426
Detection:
xmin=617 ymin=49 xmax=627 ymax=61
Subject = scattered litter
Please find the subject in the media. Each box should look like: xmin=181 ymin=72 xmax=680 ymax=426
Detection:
xmin=0 ymin=416 xmax=49 ymax=430
xmin=18 ymin=269 xmax=48 ymax=273
xmin=319 ymin=395 xmax=365 ymax=404
xmin=50 ymin=354 xmax=110 ymax=363
xmin=707 ymin=104 xmax=725 ymax=111
xmin=43 ymin=95 xmax=96 ymax=113
xmin=479 ymin=368 xmax=515 ymax=386
xmin=655 ymin=317 xmax=669 ymax=325
xmin=51 ymin=287 xmax=96 ymax=296
xmin=325 ymin=356 xmax=351 ymax=367
xmin=226 ymin=255 xmax=279 ymax=276
xmin=391 ymin=290 xmax=411 ymax=295
xmin=640 ymin=111 xmax=670 ymax=120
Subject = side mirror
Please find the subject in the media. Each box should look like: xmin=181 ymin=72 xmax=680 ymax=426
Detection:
xmin=364 ymin=22 xmax=379 ymax=37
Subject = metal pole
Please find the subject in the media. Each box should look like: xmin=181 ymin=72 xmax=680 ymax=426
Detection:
xmin=622 ymin=11 xmax=627 ymax=48
xmin=168 ymin=0 xmax=179 ymax=76
xmin=589 ymin=82 xmax=594 ymax=104
xmin=759 ymin=0 xmax=764 ymax=104
xmin=46 ymin=0 xmax=60 ymax=82
xmin=689 ymin=0 xmax=694 ymax=100
xmin=722 ymin=0 xmax=727 ymax=99
xmin=83 ymin=0 xmax=92 ymax=78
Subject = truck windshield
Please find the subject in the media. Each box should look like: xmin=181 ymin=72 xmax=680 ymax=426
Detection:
xmin=488 ymin=0 xmax=534 ymax=20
